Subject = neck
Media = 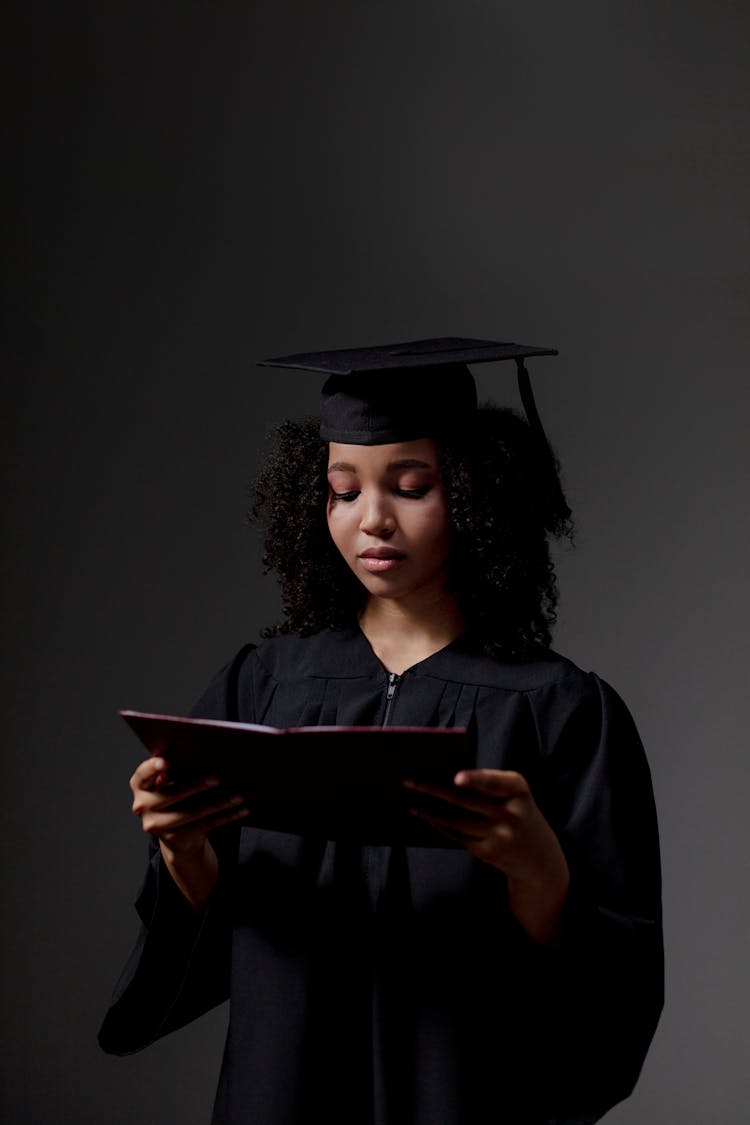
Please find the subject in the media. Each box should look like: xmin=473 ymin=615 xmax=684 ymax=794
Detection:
xmin=359 ymin=591 xmax=466 ymax=675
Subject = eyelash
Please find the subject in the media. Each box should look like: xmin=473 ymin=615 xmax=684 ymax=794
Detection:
xmin=330 ymin=487 xmax=431 ymax=503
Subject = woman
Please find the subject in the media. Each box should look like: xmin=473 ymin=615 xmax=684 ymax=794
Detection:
xmin=99 ymin=338 xmax=663 ymax=1125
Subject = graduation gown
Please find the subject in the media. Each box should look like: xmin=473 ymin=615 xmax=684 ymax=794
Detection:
xmin=99 ymin=628 xmax=663 ymax=1125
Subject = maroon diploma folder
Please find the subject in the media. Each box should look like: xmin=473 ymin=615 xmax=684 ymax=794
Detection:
xmin=120 ymin=710 xmax=474 ymax=846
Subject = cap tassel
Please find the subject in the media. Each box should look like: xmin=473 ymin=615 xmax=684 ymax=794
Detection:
xmin=515 ymin=359 xmax=572 ymax=523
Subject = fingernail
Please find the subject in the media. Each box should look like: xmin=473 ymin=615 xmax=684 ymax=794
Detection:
xmin=230 ymin=794 xmax=244 ymax=805
xmin=153 ymin=758 xmax=166 ymax=770
xmin=206 ymin=777 xmax=221 ymax=787
xmin=402 ymin=778 xmax=415 ymax=788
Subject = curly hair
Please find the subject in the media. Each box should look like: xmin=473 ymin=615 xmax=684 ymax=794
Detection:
xmin=248 ymin=405 xmax=574 ymax=659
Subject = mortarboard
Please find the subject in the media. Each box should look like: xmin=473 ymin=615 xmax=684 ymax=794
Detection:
xmin=258 ymin=335 xmax=571 ymax=520
xmin=258 ymin=335 xmax=555 ymax=444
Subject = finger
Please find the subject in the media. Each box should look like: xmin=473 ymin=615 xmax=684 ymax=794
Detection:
xmin=130 ymin=756 xmax=168 ymax=793
xmin=160 ymin=804 xmax=250 ymax=842
xmin=131 ymin=763 xmax=223 ymax=813
xmin=408 ymin=801 xmax=487 ymax=840
xmin=402 ymin=777 xmax=460 ymax=802
xmin=454 ymin=769 xmax=529 ymax=798
xmin=408 ymin=806 xmax=485 ymax=844
xmin=148 ymin=775 xmax=223 ymax=811
xmin=403 ymin=777 xmax=503 ymax=819
xmin=142 ymin=793 xmax=246 ymax=835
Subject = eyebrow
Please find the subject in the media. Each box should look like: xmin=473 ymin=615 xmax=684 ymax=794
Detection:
xmin=327 ymin=458 xmax=434 ymax=473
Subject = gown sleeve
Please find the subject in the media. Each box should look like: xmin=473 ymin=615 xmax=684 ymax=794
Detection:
xmin=526 ymin=670 xmax=664 ymax=1119
xmin=97 ymin=645 xmax=257 ymax=1055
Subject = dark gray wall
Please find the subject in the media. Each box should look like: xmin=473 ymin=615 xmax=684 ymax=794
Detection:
xmin=5 ymin=2 xmax=749 ymax=1122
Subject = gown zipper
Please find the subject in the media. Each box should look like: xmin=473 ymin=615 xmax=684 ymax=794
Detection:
xmin=382 ymin=672 xmax=400 ymax=726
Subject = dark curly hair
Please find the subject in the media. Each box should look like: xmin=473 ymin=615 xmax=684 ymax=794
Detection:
xmin=248 ymin=405 xmax=574 ymax=659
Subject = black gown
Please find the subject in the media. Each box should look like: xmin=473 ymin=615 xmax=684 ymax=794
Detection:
xmin=99 ymin=628 xmax=663 ymax=1125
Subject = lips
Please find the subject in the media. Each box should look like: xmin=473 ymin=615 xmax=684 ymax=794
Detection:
xmin=358 ymin=547 xmax=407 ymax=573
xmin=359 ymin=548 xmax=406 ymax=560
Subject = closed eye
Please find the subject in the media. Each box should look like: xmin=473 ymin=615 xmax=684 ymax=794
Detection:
xmin=395 ymin=486 xmax=431 ymax=499
xmin=329 ymin=485 xmax=432 ymax=502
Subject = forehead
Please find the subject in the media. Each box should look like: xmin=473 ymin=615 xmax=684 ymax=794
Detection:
xmin=327 ymin=438 xmax=439 ymax=472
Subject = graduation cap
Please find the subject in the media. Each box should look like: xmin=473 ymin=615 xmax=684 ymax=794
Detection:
xmin=258 ymin=336 xmax=570 ymax=520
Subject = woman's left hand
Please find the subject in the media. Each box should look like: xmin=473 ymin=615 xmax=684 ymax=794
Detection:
xmin=404 ymin=768 xmax=570 ymax=945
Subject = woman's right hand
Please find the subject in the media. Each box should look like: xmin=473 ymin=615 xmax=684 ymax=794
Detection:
xmin=130 ymin=756 xmax=248 ymax=910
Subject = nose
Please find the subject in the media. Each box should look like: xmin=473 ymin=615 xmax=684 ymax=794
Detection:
xmin=359 ymin=491 xmax=396 ymax=537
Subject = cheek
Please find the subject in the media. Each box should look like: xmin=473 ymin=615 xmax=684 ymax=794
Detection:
xmin=412 ymin=499 xmax=453 ymax=550
xmin=325 ymin=506 xmax=338 ymax=543
xmin=326 ymin=504 xmax=353 ymax=554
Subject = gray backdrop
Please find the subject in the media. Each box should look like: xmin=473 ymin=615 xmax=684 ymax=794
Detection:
xmin=4 ymin=1 xmax=749 ymax=1122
